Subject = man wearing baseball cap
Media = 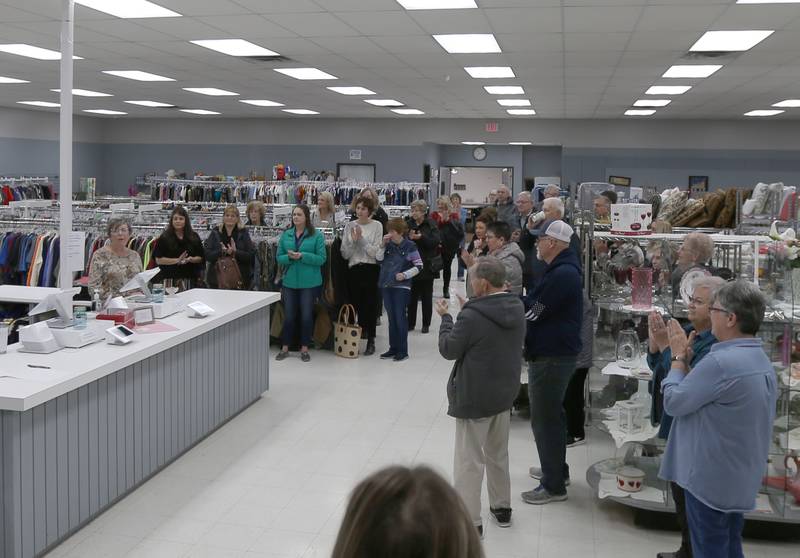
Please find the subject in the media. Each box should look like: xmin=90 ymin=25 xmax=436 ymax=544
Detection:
xmin=521 ymin=220 xmax=583 ymax=505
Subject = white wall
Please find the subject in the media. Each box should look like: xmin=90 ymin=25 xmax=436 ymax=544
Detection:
xmin=0 ymin=106 xmax=105 ymax=142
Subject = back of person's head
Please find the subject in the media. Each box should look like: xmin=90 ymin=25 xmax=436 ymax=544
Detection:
xmin=473 ymin=256 xmax=506 ymax=288
xmin=685 ymin=232 xmax=714 ymax=264
xmin=714 ymin=280 xmax=766 ymax=335
xmin=600 ymin=190 xmax=618 ymax=204
xmin=487 ymin=221 xmax=511 ymax=242
xmin=332 ymin=466 xmax=484 ymax=558
xmin=478 ymin=207 xmax=497 ymax=222
xmin=387 ymin=217 xmax=408 ymax=235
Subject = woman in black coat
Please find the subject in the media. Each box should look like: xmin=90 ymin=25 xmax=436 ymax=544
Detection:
xmin=405 ymin=200 xmax=441 ymax=333
xmin=153 ymin=206 xmax=205 ymax=290
xmin=205 ymin=204 xmax=255 ymax=289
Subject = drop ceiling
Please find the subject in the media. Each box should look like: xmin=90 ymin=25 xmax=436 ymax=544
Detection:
xmin=1 ymin=0 xmax=800 ymax=119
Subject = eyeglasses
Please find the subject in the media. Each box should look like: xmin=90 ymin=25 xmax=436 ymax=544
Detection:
xmin=687 ymin=296 xmax=707 ymax=306
xmin=709 ymin=306 xmax=732 ymax=315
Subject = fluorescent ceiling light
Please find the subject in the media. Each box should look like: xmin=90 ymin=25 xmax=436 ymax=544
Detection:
xmin=240 ymin=99 xmax=284 ymax=107
xmin=397 ymin=0 xmax=477 ymax=8
xmin=433 ymin=34 xmax=501 ymax=54
xmin=634 ymin=99 xmax=671 ymax=107
xmin=83 ymin=109 xmax=127 ymax=115
xmin=744 ymin=109 xmax=784 ymax=116
xmin=124 ymin=100 xmax=174 ymax=107
xmin=507 ymin=109 xmax=536 ymax=115
xmin=0 ymin=76 xmax=29 ymax=84
xmin=497 ymin=99 xmax=531 ymax=107
xmin=772 ymin=99 xmax=800 ymax=108
xmin=103 ymin=70 xmax=175 ymax=81
xmin=17 ymin=101 xmax=59 ymax=108
xmin=391 ymin=108 xmax=425 ymax=115
xmin=52 ymin=88 xmax=112 ymax=97
xmin=327 ymin=86 xmax=376 ymax=95
xmin=625 ymin=109 xmax=656 ymax=116
xmin=282 ymin=109 xmax=320 ymax=115
xmin=509 ymin=142 xmax=532 ymax=145
xmin=74 ymin=0 xmax=181 ymax=18
xmin=662 ymin=65 xmax=722 ymax=78
xmin=737 ymin=0 xmax=800 ymax=2
xmin=180 ymin=109 xmax=220 ymax=115
xmin=484 ymin=86 xmax=524 ymax=95
xmin=365 ymin=99 xmax=404 ymax=107
xmin=190 ymin=39 xmax=279 ymax=57
xmin=462 ymin=141 xmax=485 ymax=145
xmin=690 ymin=30 xmax=773 ymax=52
xmin=274 ymin=68 xmax=337 ymax=80
xmin=0 ymin=44 xmax=82 ymax=60
xmin=183 ymin=87 xmax=239 ymax=96
xmin=646 ymin=85 xmax=692 ymax=95
xmin=465 ymin=66 xmax=515 ymax=79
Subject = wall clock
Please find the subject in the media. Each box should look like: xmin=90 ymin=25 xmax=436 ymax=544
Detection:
xmin=472 ymin=146 xmax=487 ymax=161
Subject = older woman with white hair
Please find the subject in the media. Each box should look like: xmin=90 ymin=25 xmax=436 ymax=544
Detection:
xmin=88 ymin=217 xmax=143 ymax=301
xmin=670 ymin=232 xmax=715 ymax=294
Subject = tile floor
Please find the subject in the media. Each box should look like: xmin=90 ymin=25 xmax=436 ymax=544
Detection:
xmin=45 ymin=279 xmax=799 ymax=558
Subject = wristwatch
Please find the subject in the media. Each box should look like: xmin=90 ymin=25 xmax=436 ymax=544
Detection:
xmin=671 ymin=355 xmax=686 ymax=363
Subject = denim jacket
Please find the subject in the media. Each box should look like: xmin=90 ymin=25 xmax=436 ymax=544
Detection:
xmin=376 ymin=238 xmax=422 ymax=290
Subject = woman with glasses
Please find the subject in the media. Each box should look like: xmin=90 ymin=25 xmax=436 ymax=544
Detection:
xmin=646 ymin=275 xmax=725 ymax=558
xmin=88 ymin=217 xmax=143 ymax=302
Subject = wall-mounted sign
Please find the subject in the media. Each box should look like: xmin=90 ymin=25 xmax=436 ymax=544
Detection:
xmin=485 ymin=122 xmax=498 ymax=133
xmin=608 ymin=175 xmax=631 ymax=187
xmin=349 ymin=149 xmax=362 ymax=160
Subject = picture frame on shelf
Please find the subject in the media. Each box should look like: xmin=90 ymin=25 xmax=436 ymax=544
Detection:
xmin=689 ymin=176 xmax=709 ymax=198
xmin=608 ymin=175 xmax=631 ymax=187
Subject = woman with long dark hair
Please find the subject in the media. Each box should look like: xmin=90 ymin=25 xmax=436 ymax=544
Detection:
xmin=153 ymin=206 xmax=205 ymax=289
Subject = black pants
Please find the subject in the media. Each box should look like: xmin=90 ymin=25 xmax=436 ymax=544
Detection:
xmin=347 ymin=263 xmax=380 ymax=341
xmin=407 ymin=278 xmax=433 ymax=329
xmin=564 ymin=367 xmax=589 ymax=439
xmin=671 ymin=482 xmax=693 ymax=557
xmin=442 ymin=250 xmax=456 ymax=294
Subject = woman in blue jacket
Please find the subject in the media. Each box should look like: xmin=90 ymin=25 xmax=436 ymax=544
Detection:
xmin=276 ymin=204 xmax=327 ymax=362
xmin=376 ymin=218 xmax=422 ymax=362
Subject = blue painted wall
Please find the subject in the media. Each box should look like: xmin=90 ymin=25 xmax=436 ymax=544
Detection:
xmin=0 ymin=137 xmax=105 ymax=193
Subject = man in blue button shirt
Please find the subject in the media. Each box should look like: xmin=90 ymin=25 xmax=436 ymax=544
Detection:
xmin=660 ymin=280 xmax=777 ymax=558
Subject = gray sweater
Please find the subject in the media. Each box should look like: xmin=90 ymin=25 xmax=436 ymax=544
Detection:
xmin=438 ymin=292 xmax=526 ymax=419
xmin=492 ymin=242 xmax=525 ymax=295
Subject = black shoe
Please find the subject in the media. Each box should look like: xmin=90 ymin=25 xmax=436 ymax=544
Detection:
xmin=364 ymin=341 xmax=375 ymax=356
xmin=275 ymin=351 xmax=289 ymax=361
xmin=393 ymin=354 xmax=409 ymax=362
xmin=566 ymin=436 xmax=586 ymax=448
xmin=300 ymin=351 xmax=310 ymax=362
xmin=476 ymin=524 xmax=483 ymax=540
xmin=421 ymin=326 xmax=430 ymax=334
xmin=408 ymin=326 xmax=415 ymax=332
xmin=443 ymin=290 xmax=450 ymax=299
xmin=376 ymin=317 xmax=382 ymax=326
xmin=657 ymin=549 xmax=691 ymax=558
xmin=380 ymin=350 xmax=396 ymax=359
xmin=490 ymin=507 xmax=512 ymax=528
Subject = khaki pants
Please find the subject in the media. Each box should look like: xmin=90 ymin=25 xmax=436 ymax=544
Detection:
xmin=454 ymin=411 xmax=512 ymax=526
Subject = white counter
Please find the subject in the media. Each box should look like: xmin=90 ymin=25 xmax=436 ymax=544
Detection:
xmin=0 ymin=285 xmax=61 ymax=305
xmin=0 ymin=289 xmax=280 ymax=412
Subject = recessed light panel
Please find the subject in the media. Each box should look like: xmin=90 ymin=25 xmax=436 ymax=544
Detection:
xmin=103 ymin=70 xmax=175 ymax=81
xmin=634 ymin=99 xmax=671 ymax=107
xmin=662 ymin=65 xmax=722 ymax=78
xmin=365 ymin=99 xmax=404 ymax=107
xmin=282 ymin=109 xmax=320 ymax=115
xmin=744 ymin=109 xmax=784 ymax=116
xmin=240 ymin=99 xmax=284 ymax=107
xmin=625 ymin=109 xmax=656 ymax=116
xmin=83 ymin=109 xmax=127 ymax=115
xmin=690 ymin=30 xmax=773 ymax=52
xmin=0 ymin=44 xmax=82 ymax=60
xmin=180 ymin=109 xmax=220 ymax=115
xmin=433 ymin=34 xmax=501 ymax=54
xmin=772 ymin=99 xmax=800 ymax=108
xmin=183 ymin=87 xmax=239 ymax=96
xmin=397 ymin=0 xmax=477 ymax=8
xmin=17 ymin=101 xmax=60 ymax=108
xmin=75 ymin=0 xmax=181 ymax=18
xmin=0 ymin=76 xmax=29 ymax=84
xmin=190 ymin=39 xmax=279 ymax=57
xmin=462 ymin=141 xmax=485 ymax=145
xmin=737 ymin=1 xmax=800 ymax=4
xmin=124 ymin=100 xmax=174 ymax=107
xmin=327 ymin=87 xmax=376 ymax=95
xmin=509 ymin=142 xmax=532 ymax=145
xmin=274 ymin=68 xmax=337 ymax=80
xmin=465 ymin=66 xmax=515 ymax=79
xmin=52 ymin=88 xmax=112 ymax=97
xmin=507 ymin=109 xmax=536 ymax=115
xmin=391 ymin=108 xmax=425 ymax=115
xmin=497 ymin=99 xmax=531 ymax=107
xmin=645 ymin=85 xmax=692 ymax=95
xmin=484 ymin=86 xmax=524 ymax=95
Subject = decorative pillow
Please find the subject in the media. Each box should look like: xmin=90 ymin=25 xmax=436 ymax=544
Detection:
xmin=715 ymin=188 xmax=738 ymax=228
xmin=749 ymin=182 xmax=770 ymax=215
xmin=672 ymin=199 xmax=706 ymax=227
xmin=658 ymin=190 xmax=688 ymax=224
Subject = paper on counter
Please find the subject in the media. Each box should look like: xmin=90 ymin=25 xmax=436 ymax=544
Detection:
xmin=134 ymin=322 xmax=179 ymax=334
xmin=598 ymin=474 xmax=665 ymax=503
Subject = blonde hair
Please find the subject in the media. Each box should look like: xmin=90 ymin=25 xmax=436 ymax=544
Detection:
xmin=351 ymin=186 xmax=379 ymax=213
xmin=410 ymin=199 xmax=428 ymax=213
xmin=318 ymin=191 xmax=335 ymax=214
xmin=436 ymin=196 xmax=452 ymax=213
xmin=685 ymin=232 xmax=714 ymax=264
xmin=246 ymin=200 xmax=265 ymax=220
xmin=219 ymin=204 xmax=242 ymax=231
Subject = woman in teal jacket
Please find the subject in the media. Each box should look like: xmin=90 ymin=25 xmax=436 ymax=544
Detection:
xmin=276 ymin=204 xmax=327 ymax=362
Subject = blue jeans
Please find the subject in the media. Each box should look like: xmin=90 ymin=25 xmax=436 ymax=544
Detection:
xmin=528 ymin=356 xmax=577 ymax=495
xmin=281 ymin=287 xmax=316 ymax=348
xmin=383 ymin=287 xmax=411 ymax=357
xmin=685 ymin=490 xmax=744 ymax=558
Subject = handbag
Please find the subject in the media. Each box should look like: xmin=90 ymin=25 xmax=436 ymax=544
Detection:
xmin=428 ymin=246 xmax=444 ymax=274
xmin=334 ymin=304 xmax=361 ymax=359
xmin=216 ymin=256 xmax=243 ymax=290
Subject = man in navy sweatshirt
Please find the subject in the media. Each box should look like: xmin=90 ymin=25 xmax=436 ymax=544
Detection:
xmin=521 ymin=220 xmax=583 ymax=505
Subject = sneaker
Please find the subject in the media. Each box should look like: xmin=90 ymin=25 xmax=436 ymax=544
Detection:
xmin=420 ymin=326 xmax=430 ymax=334
xmin=521 ymin=485 xmax=568 ymax=505
xmin=364 ymin=341 xmax=376 ymax=356
xmin=300 ymin=351 xmax=311 ymax=362
xmin=443 ymin=290 xmax=450 ymax=299
xmin=380 ymin=350 xmax=396 ymax=359
xmin=528 ymin=467 xmax=570 ymax=486
xmin=393 ymin=354 xmax=409 ymax=362
xmin=457 ymin=276 xmax=465 ymax=282
xmin=489 ymin=507 xmax=512 ymax=528
xmin=275 ymin=351 xmax=289 ymax=361
xmin=476 ymin=524 xmax=483 ymax=540
xmin=566 ymin=436 xmax=586 ymax=448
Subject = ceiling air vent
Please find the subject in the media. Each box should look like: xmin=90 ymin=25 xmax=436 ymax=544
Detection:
xmin=681 ymin=51 xmax=741 ymax=61
xmin=241 ymin=55 xmax=294 ymax=64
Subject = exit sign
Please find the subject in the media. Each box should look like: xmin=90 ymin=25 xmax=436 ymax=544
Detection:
xmin=485 ymin=122 xmax=498 ymax=133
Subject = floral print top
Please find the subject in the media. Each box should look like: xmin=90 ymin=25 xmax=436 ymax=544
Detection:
xmin=88 ymin=246 xmax=143 ymax=301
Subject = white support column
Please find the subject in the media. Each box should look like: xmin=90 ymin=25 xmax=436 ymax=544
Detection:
xmin=58 ymin=0 xmax=74 ymax=290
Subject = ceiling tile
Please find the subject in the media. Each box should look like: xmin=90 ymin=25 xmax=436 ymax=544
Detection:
xmin=564 ymin=6 xmax=643 ymax=33
xmin=196 ymin=14 xmax=296 ymax=38
xmin=406 ymin=9 xmax=491 ymax=34
xmin=335 ymin=11 xmax=426 ymax=36
xmin=484 ymin=8 xmax=562 ymax=34
xmin=158 ymin=0 xmax=252 ymax=16
xmin=565 ymin=33 xmax=629 ymax=52
xmin=636 ymin=4 xmax=727 ymax=32
xmin=266 ymin=12 xmax=359 ymax=37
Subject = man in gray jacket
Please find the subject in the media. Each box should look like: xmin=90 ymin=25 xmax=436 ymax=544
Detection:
xmin=436 ymin=257 xmax=526 ymax=535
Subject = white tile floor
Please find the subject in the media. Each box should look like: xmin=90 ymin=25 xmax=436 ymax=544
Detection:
xmin=45 ymin=279 xmax=799 ymax=558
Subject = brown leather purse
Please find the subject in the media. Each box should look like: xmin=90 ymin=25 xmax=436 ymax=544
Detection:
xmin=215 ymin=256 xmax=243 ymax=290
